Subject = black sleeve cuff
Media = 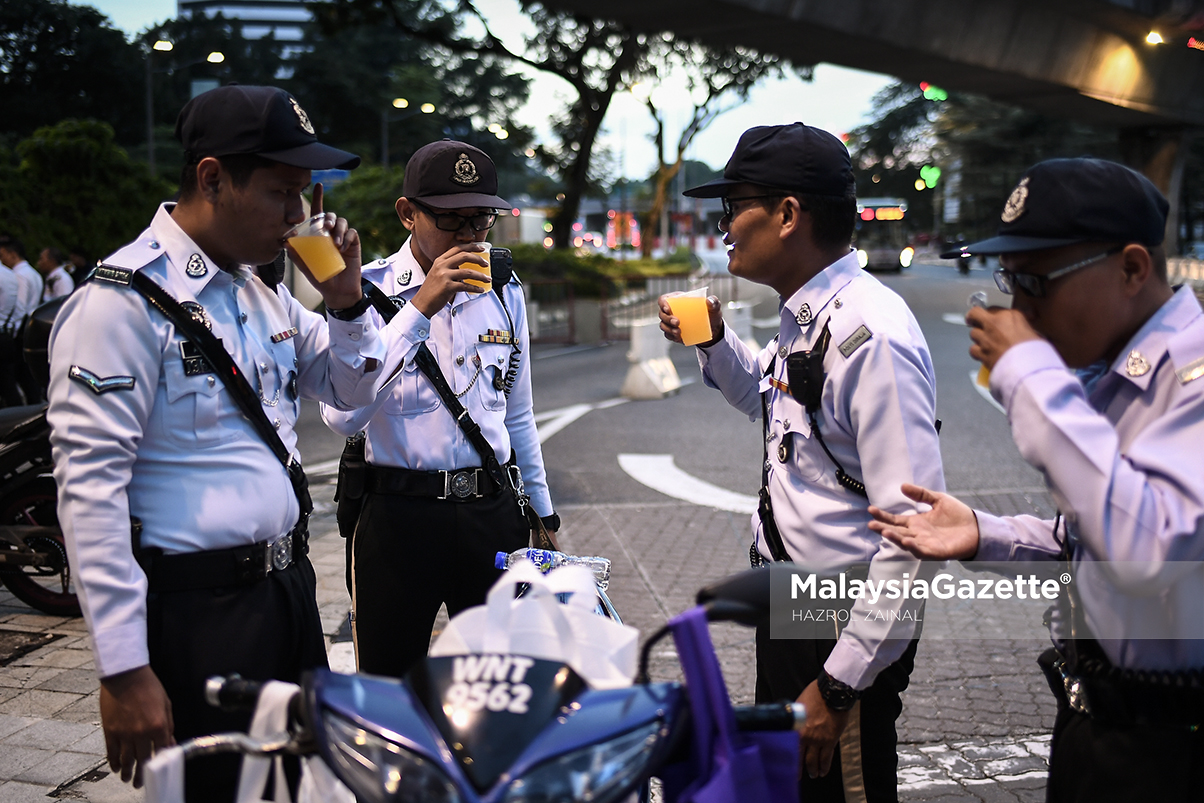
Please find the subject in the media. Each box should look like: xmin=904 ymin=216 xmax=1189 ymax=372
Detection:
xmin=540 ymin=513 xmax=561 ymax=531
xmin=327 ymin=295 xmax=372 ymax=321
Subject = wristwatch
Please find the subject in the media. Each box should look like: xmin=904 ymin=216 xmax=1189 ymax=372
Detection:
xmin=816 ymin=669 xmax=861 ymax=712
xmin=327 ymin=294 xmax=372 ymax=321
xmin=540 ymin=513 xmax=561 ymax=531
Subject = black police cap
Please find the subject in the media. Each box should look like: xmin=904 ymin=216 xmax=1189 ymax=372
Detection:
xmin=175 ymin=85 xmax=360 ymax=170
xmin=949 ymin=158 xmax=1168 ymax=257
xmin=401 ymin=140 xmax=510 ymax=209
xmin=683 ymin=122 xmax=854 ymax=199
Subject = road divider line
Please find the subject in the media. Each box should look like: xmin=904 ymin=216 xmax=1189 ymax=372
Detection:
xmin=618 ymin=453 xmax=758 ymax=514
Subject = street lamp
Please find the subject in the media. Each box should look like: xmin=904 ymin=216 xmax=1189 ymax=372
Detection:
xmin=145 ymin=40 xmax=225 ymax=175
xmin=380 ymin=98 xmax=436 ymax=169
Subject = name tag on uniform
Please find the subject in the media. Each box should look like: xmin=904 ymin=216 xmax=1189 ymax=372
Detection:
xmin=271 ymin=327 xmax=299 ymax=343
xmin=179 ymin=340 xmax=221 ymax=376
xmin=479 ymin=329 xmax=514 ymax=345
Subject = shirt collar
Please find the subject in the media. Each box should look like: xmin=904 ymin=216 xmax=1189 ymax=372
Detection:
xmin=150 ymin=203 xmax=251 ymax=291
xmin=1107 ymin=285 xmax=1200 ymax=392
xmin=780 ymin=250 xmax=861 ymax=333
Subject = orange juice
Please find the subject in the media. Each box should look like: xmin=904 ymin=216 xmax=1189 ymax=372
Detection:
xmin=464 ymin=248 xmax=491 ymax=290
xmin=668 ymin=295 xmax=712 ymax=346
xmin=976 ymin=364 xmax=991 ymax=387
xmin=289 ymin=235 xmax=345 ymax=282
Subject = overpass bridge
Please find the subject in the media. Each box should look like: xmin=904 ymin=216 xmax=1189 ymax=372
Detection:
xmin=539 ymin=0 xmax=1204 ymax=246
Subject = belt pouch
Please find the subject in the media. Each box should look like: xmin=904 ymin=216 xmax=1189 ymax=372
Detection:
xmin=1038 ymin=647 xmax=1069 ymax=708
xmin=335 ymin=433 xmax=367 ymax=539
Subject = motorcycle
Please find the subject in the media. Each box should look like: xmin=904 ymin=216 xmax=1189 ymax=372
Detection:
xmin=0 ymin=402 xmax=79 ymax=617
xmin=160 ymin=565 xmax=804 ymax=803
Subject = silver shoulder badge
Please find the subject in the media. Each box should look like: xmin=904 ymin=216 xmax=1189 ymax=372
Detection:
xmin=451 ymin=153 xmax=481 ymax=186
xmin=838 ymin=325 xmax=873 ymax=358
xmin=69 ymin=366 xmax=135 ymax=395
xmin=1001 ymin=177 xmax=1030 ymax=223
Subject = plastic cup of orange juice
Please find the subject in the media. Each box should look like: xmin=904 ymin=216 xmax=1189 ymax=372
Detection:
xmin=463 ymin=242 xmax=492 ymax=290
xmin=968 ymin=291 xmax=990 ymax=386
xmin=667 ymin=286 xmax=713 ymax=347
xmin=286 ymin=213 xmax=345 ymax=282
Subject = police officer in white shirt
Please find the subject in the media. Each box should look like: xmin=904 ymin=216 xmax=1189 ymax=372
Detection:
xmin=659 ymin=123 xmax=944 ymax=802
xmin=0 ymin=236 xmax=45 ymax=402
xmin=869 ymin=158 xmax=1204 ymax=801
xmin=321 ymin=140 xmax=558 ymax=679
xmin=36 ymin=246 xmax=75 ymax=302
xmin=49 ymin=85 xmax=385 ymax=800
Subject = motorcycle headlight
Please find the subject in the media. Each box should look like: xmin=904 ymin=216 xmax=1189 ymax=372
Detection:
xmin=321 ymin=709 xmax=462 ymax=803
xmin=499 ymin=721 xmax=662 ymax=803
xmin=856 ymin=249 xmax=869 ymax=268
xmin=899 ymin=246 xmax=915 ymax=268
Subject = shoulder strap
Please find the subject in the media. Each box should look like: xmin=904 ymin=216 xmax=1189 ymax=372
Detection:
xmin=121 ymin=269 xmax=313 ymax=522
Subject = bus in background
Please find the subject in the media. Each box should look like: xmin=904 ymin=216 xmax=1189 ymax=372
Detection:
xmin=853 ymin=197 xmax=915 ymax=272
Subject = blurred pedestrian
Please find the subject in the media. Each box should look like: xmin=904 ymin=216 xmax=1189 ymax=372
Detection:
xmin=0 ymin=262 xmax=22 ymax=407
xmin=869 ymin=158 xmax=1204 ymax=801
xmin=659 ymin=122 xmax=945 ymax=802
xmin=321 ymin=139 xmax=559 ymax=680
xmin=0 ymin=236 xmax=45 ymax=402
xmin=37 ymin=246 xmax=75 ymax=302
xmin=49 ymin=85 xmax=378 ymax=801
xmin=67 ymin=246 xmax=91 ymax=282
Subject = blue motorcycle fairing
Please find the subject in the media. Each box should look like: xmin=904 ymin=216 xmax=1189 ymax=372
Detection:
xmin=309 ymin=668 xmax=458 ymax=772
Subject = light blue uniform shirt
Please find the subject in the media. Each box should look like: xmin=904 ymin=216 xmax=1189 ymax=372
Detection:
xmin=977 ymin=286 xmax=1204 ymax=671
xmin=13 ymin=259 xmax=43 ymax=320
xmin=698 ymin=251 xmax=945 ymax=689
xmin=320 ymin=238 xmax=552 ymax=517
xmin=49 ymin=203 xmax=388 ymax=678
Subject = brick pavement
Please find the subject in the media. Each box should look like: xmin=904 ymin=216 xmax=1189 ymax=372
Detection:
xmin=2 ymin=478 xmax=1062 ymax=801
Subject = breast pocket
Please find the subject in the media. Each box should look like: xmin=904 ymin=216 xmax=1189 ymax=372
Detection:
xmin=383 ymin=359 xmax=441 ymax=417
xmin=774 ymin=395 xmax=826 ymax=483
xmin=476 ymin=343 xmax=511 ymax=411
xmin=160 ymin=346 xmax=231 ymax=448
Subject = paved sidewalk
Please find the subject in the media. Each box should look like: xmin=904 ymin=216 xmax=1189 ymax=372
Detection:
xmin=2 ymin=485 xmax=1059 ymax=801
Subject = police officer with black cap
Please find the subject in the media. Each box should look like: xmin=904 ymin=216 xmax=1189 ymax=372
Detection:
xmin=49 ymin=85 xmax=386 ymax=799
xmin=870 ymin=157 xmax=1204 ymax=801
xmin=660 ymin=123 xmax=945 ymax=802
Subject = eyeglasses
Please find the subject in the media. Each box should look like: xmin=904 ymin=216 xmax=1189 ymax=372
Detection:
xmin=993 ymin=247 xmax=1123 ymax=298
xmin=409 ymin=199 xmax=498 ymax=232
xmin=720 ymin=194 xmax=785 ymax=220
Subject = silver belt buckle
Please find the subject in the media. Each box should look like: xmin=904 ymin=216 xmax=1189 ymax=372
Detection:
xmin=266 ymin=533 xmax=293 ymax=573
xmin=446 ymin=469 xmax=478 ymax=499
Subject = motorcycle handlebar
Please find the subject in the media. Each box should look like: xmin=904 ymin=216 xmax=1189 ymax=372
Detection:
xmin=733 ymin=702 xmax=807 ymax=732
xmin=205 ymin=674 xmax=263 ymax=713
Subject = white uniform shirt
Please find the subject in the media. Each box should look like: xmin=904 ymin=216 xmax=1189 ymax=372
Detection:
xmin=0 ymin=266 xmax=20 ymax=330
xmin=977 ymin=286 xmax=1204 ymax=671
xmin=41 ymin=265 xmax=74 ymax=302
xmin=13 ymin=260 xmax=43 ymax=319
xmin=699 ymin=251 xmax=945 ymax=689
xmin=49 ymin=203 xmax=388 ymax=678
xmin=320 ymin=238 xmax=552 ymax=517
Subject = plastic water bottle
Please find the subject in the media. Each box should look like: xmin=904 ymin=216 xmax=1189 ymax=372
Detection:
xmin=495 ymin=548 xmax=612 ymax=590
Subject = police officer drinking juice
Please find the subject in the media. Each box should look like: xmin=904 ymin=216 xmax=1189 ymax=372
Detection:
xmin=659 ymin=123 xmax=945 ymax=802
xmin=869 ymin=158 xmax=1204 ymax=801
xmin=48 ymin=85 xmax=387 ymax=800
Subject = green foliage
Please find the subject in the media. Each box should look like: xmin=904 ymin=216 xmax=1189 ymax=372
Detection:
xmin=324 ymin=166 xmax=408 ymax=260
xmin=509 ymin=244 xmax=619 ymax=298
xmin=0 ymin=120 xmax=172 ymax=260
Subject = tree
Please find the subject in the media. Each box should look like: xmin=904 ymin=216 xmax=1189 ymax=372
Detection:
xmin=0 ymin=120 xmax=173 ymax=260
xmin=0 ymin=0 xmax=144 ymax=144
xmin=636 ymin=44 xmax=784 ymax=257
xmin=324 ymin=167 xmax=409 ymax=260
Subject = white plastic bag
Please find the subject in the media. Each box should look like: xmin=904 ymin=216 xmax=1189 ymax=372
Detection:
xmin=430 ymin=559 xmax=638 ymax=689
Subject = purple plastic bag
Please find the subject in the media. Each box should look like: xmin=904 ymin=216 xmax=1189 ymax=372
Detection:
xmin=658 ymin=606 xmax=799 ymax=803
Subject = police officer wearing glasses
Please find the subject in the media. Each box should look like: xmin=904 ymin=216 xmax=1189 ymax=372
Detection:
xmin=869 ymin=157 xmax=1204 ymax=801
xmin=659 ymin=123 xmax=945 ymax=802
xmin=321 ymin=140 xmax=558 ymax=680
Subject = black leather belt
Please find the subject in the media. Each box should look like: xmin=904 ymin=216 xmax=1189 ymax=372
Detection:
xmin=145 ymin=526 xmax=308 ymax=593
xmin=367 ymin=462 xmax=508 ymax=500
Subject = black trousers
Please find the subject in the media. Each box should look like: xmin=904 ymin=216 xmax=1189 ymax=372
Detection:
xmin=1046 ymin=699 xmax=1204 ymax=802
xmin=755 ymin=627 xmax=920 ymax=803
xmin=349 ymin=487 xmax=530 ymax=679
xmin=147 ymin=556 xmax=328 ymax=803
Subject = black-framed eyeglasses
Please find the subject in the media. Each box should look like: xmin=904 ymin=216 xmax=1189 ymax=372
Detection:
xmin=409 ymin=198 xmax=498 ymax=232
xmin=720 ymin=194 xmax=785 ymax=220
xmin=993 ymin=247 xmax=1124 ymax=298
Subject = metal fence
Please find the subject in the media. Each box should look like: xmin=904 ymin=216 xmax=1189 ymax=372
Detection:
xmin=524 ymin=280 xmax=575 ymax=344
xmin=602 ymin=274 xmax=742 ymax=340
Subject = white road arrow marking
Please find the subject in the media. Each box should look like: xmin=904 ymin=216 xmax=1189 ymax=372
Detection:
xmin=618 ymin=453 xmax=758 ymax=514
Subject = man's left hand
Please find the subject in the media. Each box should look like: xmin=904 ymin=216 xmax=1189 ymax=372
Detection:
xmin=798 ymin=680 xmax=851 ymax=779
xmin=966 ymin=306 xmax=1040 ymax=370
xmin=288 ymin=183 xmax=364 ymax=310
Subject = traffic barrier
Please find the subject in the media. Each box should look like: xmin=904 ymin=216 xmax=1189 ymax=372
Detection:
xmin=620 ymin=317 xmax=682 ymax=400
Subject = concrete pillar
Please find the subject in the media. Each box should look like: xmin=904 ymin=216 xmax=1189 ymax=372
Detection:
xmin=620 ymin=317 xmax=682 ymax=400
xmin=1120 ymin=127 xmax=1191 ymax=255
